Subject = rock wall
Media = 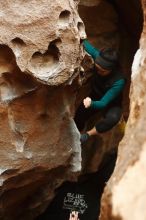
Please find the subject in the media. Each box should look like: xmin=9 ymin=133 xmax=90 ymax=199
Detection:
xmin=79 ymin=1 xmax=119 ymax=49
xmin=0 ymin=0 xmax=86 ymax=85
xmin=100 ymin=0 xmax=146 ymax=219
xmin=0 ymin=1 xmax=86 ymax=219
xmin=0 ymin=0 xmax=145 ymax=219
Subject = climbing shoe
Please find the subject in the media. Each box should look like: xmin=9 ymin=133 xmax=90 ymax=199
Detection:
xmin=80 ymin=133 xmax=89 ymax=144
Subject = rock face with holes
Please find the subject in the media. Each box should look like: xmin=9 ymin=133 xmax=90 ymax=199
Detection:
xmin=99 ymin=1 xmax=146 ymax=220
xmin=0 ymin=1 xmax=86 ymax=219
xmin=0 ymin=0 xmax=86 ymax=85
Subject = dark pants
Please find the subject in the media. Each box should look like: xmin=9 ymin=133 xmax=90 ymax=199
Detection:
xmin=74 ymin=103 xmax=122 ymax=133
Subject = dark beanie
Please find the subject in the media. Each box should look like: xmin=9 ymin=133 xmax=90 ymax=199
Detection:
xmin=95 ymin=48 xmax=118 ymax=70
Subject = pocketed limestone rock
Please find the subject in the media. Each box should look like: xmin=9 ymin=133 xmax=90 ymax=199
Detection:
xmin=0 ymin=0 xmax=85 ymax=219
xmin=0 ymin=0 xmax=85 ymax=85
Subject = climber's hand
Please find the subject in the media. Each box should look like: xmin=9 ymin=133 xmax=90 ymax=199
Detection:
xmin=83 ymin=97 xmax=91 ymax=108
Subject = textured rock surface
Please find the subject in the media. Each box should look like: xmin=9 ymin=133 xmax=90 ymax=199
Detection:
xmin=0 ymin=0 xmax=85 ymax=85
xmin=100 ymin=1 xmax=146 ymax=220
xmin=0 ymin=0 xmax=145 ymax=219
xmin=0 ymin=1 xmax=86 ymax=219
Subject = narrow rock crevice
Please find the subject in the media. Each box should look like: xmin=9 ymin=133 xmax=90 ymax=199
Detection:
xmin=0 ymin=1 xmax=145 ymax=220
xmin=38 ymin=1 xmax=144 ymax=220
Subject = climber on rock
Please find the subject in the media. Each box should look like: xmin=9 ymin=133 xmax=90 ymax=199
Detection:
xmin=75 ymin=39 xmax=126 ymax=144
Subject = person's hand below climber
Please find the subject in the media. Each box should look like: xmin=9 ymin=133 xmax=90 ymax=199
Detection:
xmin=83 ymin=97 xmax=91 ymax=108
xmin=69 ymin=211 xmax=79 ymax=220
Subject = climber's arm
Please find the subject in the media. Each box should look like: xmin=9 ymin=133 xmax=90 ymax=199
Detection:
xmin=83 ymin=39 xmax=100 ymax=60
xmin=90 ymin=79 xmax=125 ymax=109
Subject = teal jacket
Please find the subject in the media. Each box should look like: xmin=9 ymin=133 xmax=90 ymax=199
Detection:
xmin=83 ymin=40 xmax=125 ymax=110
